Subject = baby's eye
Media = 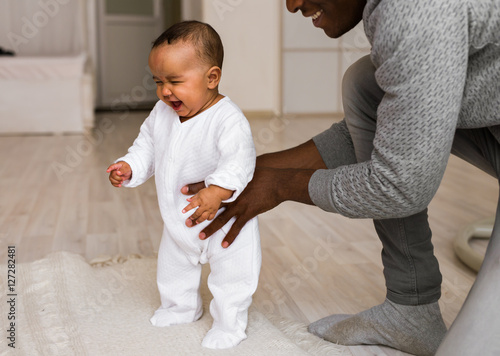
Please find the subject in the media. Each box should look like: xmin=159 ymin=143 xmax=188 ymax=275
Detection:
xmin=155 ymin=81 xmax=163 ymax=85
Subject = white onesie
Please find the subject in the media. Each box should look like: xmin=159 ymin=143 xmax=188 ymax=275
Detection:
xmin=117 ymin=97 xmax=261 ymax=349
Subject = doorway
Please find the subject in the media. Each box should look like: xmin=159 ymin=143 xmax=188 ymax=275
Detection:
xmin=96 ymin=0 xmax=181 ymax=109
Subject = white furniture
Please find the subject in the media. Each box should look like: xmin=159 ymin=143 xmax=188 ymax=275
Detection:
xmin=0 ymin=55 xmax=94 ymax=134
xmin=282 ymin=7 xmax=370 ymax=114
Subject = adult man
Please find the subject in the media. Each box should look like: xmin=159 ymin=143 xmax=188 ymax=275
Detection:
xmin=184 ymin=1 xmax=500 ymax=355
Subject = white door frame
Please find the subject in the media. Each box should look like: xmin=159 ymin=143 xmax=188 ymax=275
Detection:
xmin=96 ymin=0 xmax=164 ymax=108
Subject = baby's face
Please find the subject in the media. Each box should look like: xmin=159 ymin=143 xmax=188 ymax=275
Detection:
xmin=149 ymin=42 xmax=214 ymax=119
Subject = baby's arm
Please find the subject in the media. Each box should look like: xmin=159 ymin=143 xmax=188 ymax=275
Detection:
xmin=107 ymin=161 xmax=132 ymax=187
xmin=109 ymin=104 xmax=162 ymax=188
xmin=182 ymin=185 xmax=233 ymax=223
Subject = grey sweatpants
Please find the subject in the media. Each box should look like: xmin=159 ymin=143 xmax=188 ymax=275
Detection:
xmin=313 ymin=55 xmax=500 ymax=354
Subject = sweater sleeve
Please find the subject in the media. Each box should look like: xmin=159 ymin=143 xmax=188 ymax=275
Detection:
xmin=309 ymin=1 xmax=469 ymax=219
xmin=204 ymin=109 xmax=256 ymax=203
xmin=116 ymin=106 xmax=158 ymax=188
xmin=312 ymin=119 xmax=357 ymax=169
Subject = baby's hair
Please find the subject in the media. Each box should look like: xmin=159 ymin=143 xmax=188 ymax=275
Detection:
xmin=152 ymin=20 xmax=224 ymax=69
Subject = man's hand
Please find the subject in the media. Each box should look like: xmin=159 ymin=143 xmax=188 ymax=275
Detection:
xmin=182 ymin=167 xmax=315 ymax=248
xmin=182 ymin=139 xmax=325 ymax=248
xmin=107 ymin=161 xmax=132 ymax=187
xmin=182 ymin=185 xmax=233 ymax=224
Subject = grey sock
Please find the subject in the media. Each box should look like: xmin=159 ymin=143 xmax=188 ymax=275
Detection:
xmin=308 ymin=299 xmax=447 ymax=356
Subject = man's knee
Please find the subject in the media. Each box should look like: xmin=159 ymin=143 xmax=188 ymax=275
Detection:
xmin=342 ymin=55 xmax=383 ymax=118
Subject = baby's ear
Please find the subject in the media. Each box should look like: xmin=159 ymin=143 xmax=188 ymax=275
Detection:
xmin=207 ymin=66 xmax=221 ymax=89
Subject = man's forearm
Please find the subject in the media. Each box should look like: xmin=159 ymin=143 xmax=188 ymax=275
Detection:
xmin=257 ymin=139 xmax=327 ymax=170
xmin=276 ymin=168 xmax=316 ymax=205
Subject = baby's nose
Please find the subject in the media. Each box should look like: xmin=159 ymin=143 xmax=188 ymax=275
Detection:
xmin=162 ymin=87 xmax=172 ymax=97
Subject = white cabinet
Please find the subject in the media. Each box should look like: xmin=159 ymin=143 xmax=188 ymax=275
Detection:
xmin=281 ymin=3 xmax=370 ymax=115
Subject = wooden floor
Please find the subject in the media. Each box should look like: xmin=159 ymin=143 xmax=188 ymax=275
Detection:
xmin=1 ymin=111 xmax=498 ymax=355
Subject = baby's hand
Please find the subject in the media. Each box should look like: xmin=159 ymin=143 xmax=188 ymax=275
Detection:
xmin=183 ymin=186 xmax=233 ymax=225
xmin=106 ymin=161 xmax=132 ymax=187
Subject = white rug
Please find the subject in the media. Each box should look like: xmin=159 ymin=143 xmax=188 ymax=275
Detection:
xmin=1 ymin=252 xmax=350 ymax=356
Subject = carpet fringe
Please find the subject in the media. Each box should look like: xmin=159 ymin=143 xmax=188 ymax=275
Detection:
xmin=266 ymin=313 xmax=351 ymax=355
xmin=22 ymin=253 xmax=84 ymax=354
xmin=87 ymin=253 xmax=351 ymax=355
xmin=89 ymin=253 xmax=150 ymax=267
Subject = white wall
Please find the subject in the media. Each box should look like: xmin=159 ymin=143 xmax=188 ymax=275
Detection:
xmin=202 ymin=0 xmax=281 ymax=115
xmin=0 ymin=2 xmax=10 ymax=50
xmin=200 ymin=0 xmax=370 ymax=116
xmin=182 ymin=0 xmax=202 ymax=21
xmin=282 ymin=7 xmax=370 ymax=114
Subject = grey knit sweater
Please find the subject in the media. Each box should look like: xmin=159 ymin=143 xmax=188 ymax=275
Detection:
xmin=309 ymin=0 xmax=500 ymax=219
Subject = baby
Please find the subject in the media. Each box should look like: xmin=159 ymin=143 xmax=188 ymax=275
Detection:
xmin=107 ymin=21 xmax=261 ymax=349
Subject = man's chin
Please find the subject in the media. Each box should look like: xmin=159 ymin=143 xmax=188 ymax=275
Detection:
xmin=321 ymin=25 xmax=341 ymax=39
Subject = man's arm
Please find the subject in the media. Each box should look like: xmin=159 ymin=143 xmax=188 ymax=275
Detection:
xmin=310 ymin=1 xmax=469 ymax=219
xmin=183 ymin=139 xmax=326 ymax=248
xmin=257 ymin=139 xmax=328 ymax=170
xmin=201 ymin=167 xmax=315 ymax=248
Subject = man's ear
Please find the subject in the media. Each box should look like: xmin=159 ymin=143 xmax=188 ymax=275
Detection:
xmin=207 ymin=66 xmax=222 ymax=89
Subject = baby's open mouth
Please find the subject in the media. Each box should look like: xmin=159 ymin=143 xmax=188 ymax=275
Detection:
xmin=171 ymin=101 xmax=182 ymax=111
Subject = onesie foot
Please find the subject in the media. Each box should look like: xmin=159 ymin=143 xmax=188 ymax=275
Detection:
xmin=150 ymin=308 xmax=178 ymax=327
xmin=150 ymin=307 xmax=201 ymax=327
xmin=201 ymin=327 xmax=246 ymax=349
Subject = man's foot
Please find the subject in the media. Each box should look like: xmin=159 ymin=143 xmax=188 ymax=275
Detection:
xmin=308 ymin=299 xmax=447 ymax=356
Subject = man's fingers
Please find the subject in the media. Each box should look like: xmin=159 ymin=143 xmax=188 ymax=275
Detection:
xmin=196 ymin=212 xmax=210 ymax=225
xmin=181 ymin=181 xmax=206 ymax=195
xmin=200 ymin=209 xmax=233 ymax=239
xmin=188 ymin=209 xmax=201 ymax=222
xmin=185 ymin=218 xmax=198 ymax=227
xmin=221 ymin=218 xmax=245 ymax=248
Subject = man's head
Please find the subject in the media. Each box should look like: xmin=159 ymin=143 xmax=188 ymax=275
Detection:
xmin=286 ymin=0 xmax=366 ymax=38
